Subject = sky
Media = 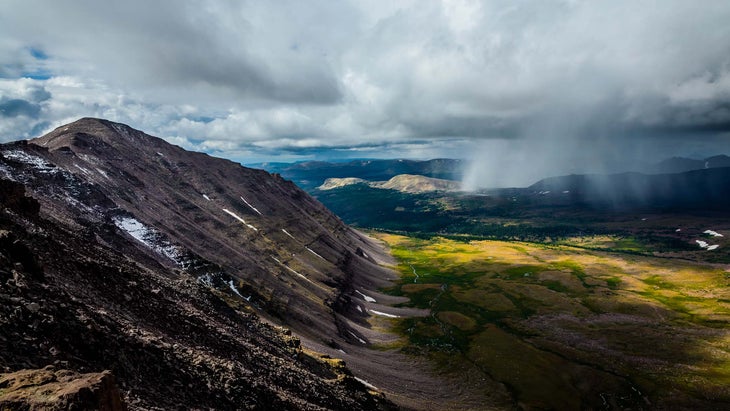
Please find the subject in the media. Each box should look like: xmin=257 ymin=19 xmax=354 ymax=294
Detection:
xmin=2 ymin=0 xmax=730 ymax=187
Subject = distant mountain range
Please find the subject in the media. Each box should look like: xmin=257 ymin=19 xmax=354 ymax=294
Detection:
xmin=644 ymin=155 xmax=730 ymax=174
xmin=255 ymin=155 xmax=730 ymax=194
xmin=529 ymin=167 xmax=730 ymax=210
xmin=255 ymin=158 xmax=465 ymax=191
xmin=318 ymin=174 xmax=462 ymax=194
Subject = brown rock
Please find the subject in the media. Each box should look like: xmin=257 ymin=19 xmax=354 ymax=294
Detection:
xmin=0 ymin=367 xmax=126 ymax=411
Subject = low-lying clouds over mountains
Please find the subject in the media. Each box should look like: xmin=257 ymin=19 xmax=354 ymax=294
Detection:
xmin=2 ymin=1 xmax=730 ymax=179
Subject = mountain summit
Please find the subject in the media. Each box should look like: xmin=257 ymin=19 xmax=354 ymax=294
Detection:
xmin=0 ymin=118 xmax=399 ymax=409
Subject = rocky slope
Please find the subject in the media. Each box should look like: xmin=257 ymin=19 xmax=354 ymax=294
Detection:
xmin=0 ymin=118 xmax=397 ymax=409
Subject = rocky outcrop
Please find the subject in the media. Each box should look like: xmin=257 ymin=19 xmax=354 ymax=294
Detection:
xmin=0 ymin=367 xmax=126 ymax=411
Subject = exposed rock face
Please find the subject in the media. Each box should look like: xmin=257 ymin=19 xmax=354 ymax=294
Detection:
xmin=0 ymin=119 xmax=396 ymax=409
xmin=0 ymin=367 xmax=126 ymax=411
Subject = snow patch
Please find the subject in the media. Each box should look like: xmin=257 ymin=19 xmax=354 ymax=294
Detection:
xmin=197 ymin=273 xmax=214 ymax=287
xmin=348 ymin=331 xmax=366 ymax=345
xmin=73 ymin=164 xmax=92 ymax=175
xmin=306 ymin=247 xmax=325 ymax=260
xmin=355 ymin=290 xmax=376 ymax=302
xmin=228 ymin=280 xmax=243 ymax=298
xmin=272 ymin=256 xmax=313 ymax=283
xmin=707 ymin=245 xmax=720 ymax=251
xmin=113 ymin=216 xmax=184 ymax=264
xmin=356 ymin=305 xmax=363 ymax=313
xmin=696 ymin=240 xmax=709 ymax=248
xmin=0 ymin=162 xmax=14 ymax=180
xmin=240 ymin=196 xmax=262 ymax=215
xmin=222 ymin=208 xmax=258 ymax=231
xmin=354 ymin=377 xmax=378 ymax=391
xmin=369 ymin=309 xmax=400 ymax=318
xmin=675 ymin=228 xmax=681 ymax=232
xmin=704 ymin=230 xmax=723 ymax=237
xmin=282 ymin=229 xmax=296 ymax=240
xmin=2 ymin=150 xmax=58 ymax=174
xmin=95 ymin=168 xmax=110 ymax=179
xmin=202 ymin=194 xmax=211 ymax=201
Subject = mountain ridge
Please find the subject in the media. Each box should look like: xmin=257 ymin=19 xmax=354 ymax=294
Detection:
xmin=0 ymin=118 xmax=405 ymax=409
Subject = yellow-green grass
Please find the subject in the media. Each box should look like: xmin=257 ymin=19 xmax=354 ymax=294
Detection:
xmin=375 ymin=233 xmax=730 ymax=409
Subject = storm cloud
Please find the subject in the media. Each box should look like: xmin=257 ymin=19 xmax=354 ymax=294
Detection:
xmin=1 ymin=1 xmax=730 ymax=185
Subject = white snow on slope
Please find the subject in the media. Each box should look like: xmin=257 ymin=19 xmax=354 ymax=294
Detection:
xmin=228 ymin=280 xmax=243 ymax=298
xmin=348 ymin=331 xmax=366 ymax=344
xmin=354 ymin=377 xmax=378 ymax=390
xmin=704 ymin=230 xmax=723 ymax=237
xmin=202 ymin=194 xmax=211 ymax=201
xmin=271 ymin=256 xmax=313 ymax=283
xmin=113 ymin=216 xmax=183 ymax=263
xmin=707 ymin=245 xmax=720 ymax=251
xmin=369 ymin=309 xmax=400 ymax=318
xmin=73 ymin=164 xmax=92 ymax=175
xmin=306 ymin=247 xmax=325 ymax=260
xmin=2 ymin=150 xmax=58 ymax=174
xmin=0 ymin=162 xmax=14 ymax=180
xmin=697 ymin=240 xmax=709 ymax=248
xmin=355 ymin=290 xmax=376 ymax=302
xmin=240 ymin=196 xmax=263 ymax=215
xmin=282 ymin=229 xmax=296 ymax=240
xmin=95 ymin=168 xmax=110 ymax=180
xmin=222 ymin=208 xmax=258 ymax=231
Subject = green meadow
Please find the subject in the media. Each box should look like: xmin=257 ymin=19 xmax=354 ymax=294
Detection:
xmin=375 ymin=233 xmax=730 ymax=410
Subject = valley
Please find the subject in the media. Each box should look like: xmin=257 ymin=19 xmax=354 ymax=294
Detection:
xmin=372 ymin=234 xmax=730 ymax=409
xmin=268 ymin=158 xmax=730 ymax=409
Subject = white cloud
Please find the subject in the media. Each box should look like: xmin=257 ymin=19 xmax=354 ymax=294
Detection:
xmin=1 ymin=0 xmax=730 ymax=176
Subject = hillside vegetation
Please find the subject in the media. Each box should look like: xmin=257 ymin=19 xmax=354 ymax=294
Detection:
xmin=375 ymin=233 xmax=730 ymax=410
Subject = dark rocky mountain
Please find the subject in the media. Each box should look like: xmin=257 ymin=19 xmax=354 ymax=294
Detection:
xmin=0 ymin=118 xmax=399 ymax=409
xmin=646 ymin=154 xmax=730 ymax=174
xmin=256 ymin=158 xmax=464 ymax=191
xmin=529 ymin=167 xmax=730 ymax=210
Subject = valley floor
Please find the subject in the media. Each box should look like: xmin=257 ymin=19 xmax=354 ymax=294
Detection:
xmin=346 ymin=233 xmax=730 ymax=410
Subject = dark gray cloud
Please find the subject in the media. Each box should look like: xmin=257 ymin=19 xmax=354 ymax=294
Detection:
xmin=0 ymin=98 xmax=41 ymax=118
xmin=0 ymin=0 xmax=348 ymax=105
xmin=1 ymin=0 xmax=730 ymax=185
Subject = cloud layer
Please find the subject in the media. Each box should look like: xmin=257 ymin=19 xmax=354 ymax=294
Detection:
xmin=2 ymin=1 xmax=730 ymax=185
